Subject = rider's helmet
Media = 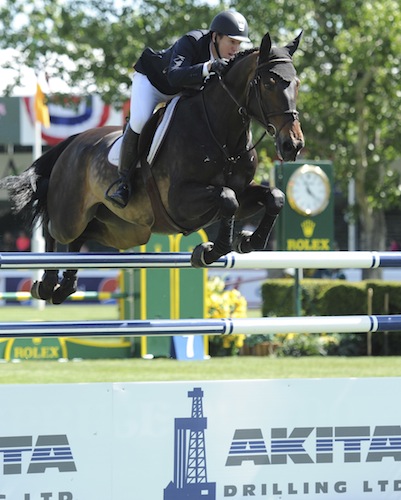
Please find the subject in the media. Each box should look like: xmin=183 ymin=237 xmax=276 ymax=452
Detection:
xmin=210 ymin=11 xmax=250 ymax=43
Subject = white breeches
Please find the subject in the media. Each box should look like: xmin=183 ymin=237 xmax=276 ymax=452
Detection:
xmin=129 ymin=72 xmax=175 ymax=134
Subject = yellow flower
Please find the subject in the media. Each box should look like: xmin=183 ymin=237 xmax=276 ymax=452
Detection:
xmin=206 ymin=277 xmax=247 ymax=354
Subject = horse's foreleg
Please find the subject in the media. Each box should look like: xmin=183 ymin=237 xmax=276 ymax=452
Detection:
xmin=234 ymin=186 xmax=285 ymax=253
xmin=191 ymin=187 xmax=238 ymax=267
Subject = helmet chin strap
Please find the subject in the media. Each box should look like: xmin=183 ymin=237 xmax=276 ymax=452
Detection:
xmin=212 ymin=33 xmax=222 ymax=59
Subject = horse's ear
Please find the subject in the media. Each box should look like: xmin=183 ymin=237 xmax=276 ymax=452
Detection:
xmin=259 ymin=32 xmax=272 ymax=62
xmin=286 ymin=30 xmax=303 ymax=56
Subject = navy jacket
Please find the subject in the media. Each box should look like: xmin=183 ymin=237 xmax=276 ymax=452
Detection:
xmin=135 ymin=29 xmax=212 ymax=95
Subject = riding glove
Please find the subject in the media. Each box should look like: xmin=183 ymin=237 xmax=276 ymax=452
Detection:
xmin=210 ymin=58 xmax=229 ymax=76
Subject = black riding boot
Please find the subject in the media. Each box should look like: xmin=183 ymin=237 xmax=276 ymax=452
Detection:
xmin=106 ymin=126 xmax=140 ymax=208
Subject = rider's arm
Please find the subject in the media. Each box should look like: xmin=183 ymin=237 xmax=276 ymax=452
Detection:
xmin=167 ymin=33 xmax=210 ymax=89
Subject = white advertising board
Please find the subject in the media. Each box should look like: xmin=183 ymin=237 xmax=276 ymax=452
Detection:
xmin=0 ymin=378 xmax=400 ymax=499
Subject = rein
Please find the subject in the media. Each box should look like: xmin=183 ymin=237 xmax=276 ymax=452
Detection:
xmin=201 ymin=82 xmax=255 ymax=168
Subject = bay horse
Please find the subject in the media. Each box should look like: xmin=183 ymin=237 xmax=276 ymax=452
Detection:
xmin=0 ymin=32 xmax=304 ymax=304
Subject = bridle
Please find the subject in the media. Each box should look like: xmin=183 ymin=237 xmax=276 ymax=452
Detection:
xmin=201 ymin=55 xmax=300 ymax=166
xmin=250 ymin=58 xmax=300 ymax=137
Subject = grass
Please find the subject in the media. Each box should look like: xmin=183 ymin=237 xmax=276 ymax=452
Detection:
xmin=1 ymin=303 xmax=119 ymax=321
xmin=1 ymin=304 xmax=401 ymax=384
xmin=1 ymin=356 xmax=401 ymax=385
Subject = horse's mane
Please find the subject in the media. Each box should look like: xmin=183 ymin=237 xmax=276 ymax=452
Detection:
xmin=199 ymin=48 xmax=258 ymax=91
xmin=226 ymin=47 xmax=259 ymax=69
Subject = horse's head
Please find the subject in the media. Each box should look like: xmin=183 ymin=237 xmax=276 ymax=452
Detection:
xmin=248 ymin=32 xmax=305 ymax=161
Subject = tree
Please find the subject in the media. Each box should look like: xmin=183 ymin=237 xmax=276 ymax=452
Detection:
xmin=3 ymin=0 xmax=401 ymax=267
xmin=235 ymin=0 xmax=401 ymax=268
xmin=0 ymin=0 xmax=215 ymax=104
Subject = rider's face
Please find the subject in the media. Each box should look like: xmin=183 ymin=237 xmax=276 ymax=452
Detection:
xmin=214 ymin=35 xmax=242 ymax=59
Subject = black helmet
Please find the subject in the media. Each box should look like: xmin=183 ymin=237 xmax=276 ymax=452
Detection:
xmin=210 ymin=11 xmax=250 ymax=43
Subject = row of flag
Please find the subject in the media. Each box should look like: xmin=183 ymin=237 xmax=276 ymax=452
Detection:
xmin=27 ymin=83 xmax=114 ymax=145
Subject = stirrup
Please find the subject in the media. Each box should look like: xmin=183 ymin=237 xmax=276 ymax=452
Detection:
xmin=105 ymin=179 xmax=131 ymax=208
xmin=105 ymin=178 xmax=121 ymax=198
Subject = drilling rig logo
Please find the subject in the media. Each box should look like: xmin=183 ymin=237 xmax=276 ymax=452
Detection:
xmin=164 ymin=387 xmax=216 ymax=499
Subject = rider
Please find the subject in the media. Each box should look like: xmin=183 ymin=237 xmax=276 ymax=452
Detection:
xmin=106 ymin=10 xmax=251 ymax=208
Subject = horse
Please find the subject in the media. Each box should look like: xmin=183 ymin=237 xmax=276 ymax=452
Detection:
xmin=0 ymin=31 xmax=304 ymax=304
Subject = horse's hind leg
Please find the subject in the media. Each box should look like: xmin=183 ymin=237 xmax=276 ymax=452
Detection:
xmin=51 ymin=240 xmax=81 ymax=305
xmin=31 ymin=270 xmax=59 ymax=301
xmin=233 ymin=186 xmax=285 ymax=253
xmin=30 ymin=229 xmax=60 ymax=301
xmin=51 ymin=269 xmax=78 ymax=305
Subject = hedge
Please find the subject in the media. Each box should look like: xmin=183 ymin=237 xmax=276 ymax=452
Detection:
xmin=261 ymin=279 xmax=401 ymax=355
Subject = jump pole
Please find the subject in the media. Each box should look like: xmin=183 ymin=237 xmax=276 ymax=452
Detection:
xmin=0 ymin=291 xmax=127 ymax=301
xmin=1 ymin=315 xmax=401 ymax=338
xmin=1 ymin=250 xmax=401 ymax=270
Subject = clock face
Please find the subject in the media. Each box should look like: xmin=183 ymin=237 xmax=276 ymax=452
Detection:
xmin=286 ymin=164 xmax=331 ymax=216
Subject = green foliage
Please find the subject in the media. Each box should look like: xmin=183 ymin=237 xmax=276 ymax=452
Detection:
xmin=318 ymin=283 xmax=367 ymax=315
xmin=261 ymin=278 xmax=401 ymax=356
xmin=261 ymin=279 xmax=294 ymax=317
xmin=0 ymin=0 xmax=217 ymax=105
xmin=2 ymin=0 xmax=401 ymax=249
xmin=244 ymin=333 xmax=274 ymax=347
xmin=262 ymin=278 xmax=401 ymax=317
xmin=275 ymin=333 xmax=328 ymax=357
xmin=331 ymin=333 xmax=367 ymax=357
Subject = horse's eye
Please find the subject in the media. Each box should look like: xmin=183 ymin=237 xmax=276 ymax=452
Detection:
xmin=264 ymin=77 xmax=276 ymax=91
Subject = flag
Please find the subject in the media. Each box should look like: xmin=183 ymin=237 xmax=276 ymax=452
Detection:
xmin=34 ymin=83 xmax=50 ymax=128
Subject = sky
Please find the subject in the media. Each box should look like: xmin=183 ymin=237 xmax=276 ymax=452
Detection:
xmin=1 ymin=48 xmax=73 ymax=96
xmin=0 ymin=0 xmax=222 ymax=97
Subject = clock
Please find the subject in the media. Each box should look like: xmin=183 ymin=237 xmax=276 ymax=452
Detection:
xmin=286 ymin=164 xmax=331 ymax=216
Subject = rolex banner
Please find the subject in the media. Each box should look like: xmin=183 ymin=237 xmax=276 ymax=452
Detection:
xmin=274 ymin=161 xmax=334 ymax=251
xmin=0 ymin=378 xmax=400 ymax=499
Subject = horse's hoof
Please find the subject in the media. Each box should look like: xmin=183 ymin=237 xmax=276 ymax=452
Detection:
xmin=191 ymin=242 xmax=214 ymax=268
xmin=30 ymin=281 xmax=53 ymax=301
xmin=51 ymin=284 xmax=77 ymax=305
xmin=232 ymin=230 xmax=253 ymax=254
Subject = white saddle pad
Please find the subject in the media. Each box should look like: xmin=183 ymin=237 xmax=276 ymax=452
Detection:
xmin=107 ymin=96 xmax=181 ymax=167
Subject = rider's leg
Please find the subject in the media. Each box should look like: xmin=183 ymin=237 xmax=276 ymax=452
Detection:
xmin=105 ymin=73 xmax=172 ymax=208
xmin=106 ymin=126 xmax=140 ymax=208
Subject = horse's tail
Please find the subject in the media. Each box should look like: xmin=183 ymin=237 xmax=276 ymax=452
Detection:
xmin=0 ymin=134 xmax=80 ymax=230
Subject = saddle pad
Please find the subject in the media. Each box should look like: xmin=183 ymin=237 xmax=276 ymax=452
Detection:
xmin=107 ymin=96 xmax=181 ymax=167
xmin=147 ymin=96 xmax=180 ymax=165
xmin=108 ymin=136 xmax=122 ymax=166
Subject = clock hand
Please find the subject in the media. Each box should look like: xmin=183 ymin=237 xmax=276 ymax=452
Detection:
xmin=303 ymin=181 xmax=320 ymax=200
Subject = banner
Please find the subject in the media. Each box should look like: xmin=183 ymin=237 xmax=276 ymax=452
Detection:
xmin=22 ymin=94 xmax=123 ymax=145
xmin=1 ymin=378 xmax=400 ymax=499
xmin=0 ymin=97 xmax=21 ymax=144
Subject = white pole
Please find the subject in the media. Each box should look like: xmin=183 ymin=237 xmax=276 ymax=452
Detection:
xmin=348 ymin=177 xmax=356 ymax=251
xmin=31 ymin=120 xmax=46 ymax=310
